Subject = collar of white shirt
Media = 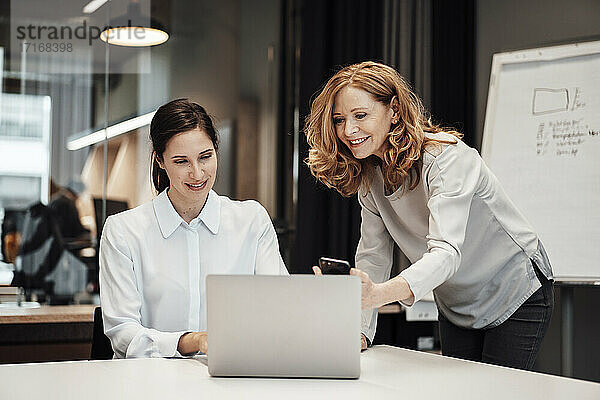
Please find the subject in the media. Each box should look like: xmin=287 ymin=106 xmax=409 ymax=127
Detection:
xmin=152 ymin=189 xmax=221 ymax=238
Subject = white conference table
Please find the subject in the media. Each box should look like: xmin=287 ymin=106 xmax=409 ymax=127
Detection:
xmin=0 ymin=345 xmax=598 ymax=399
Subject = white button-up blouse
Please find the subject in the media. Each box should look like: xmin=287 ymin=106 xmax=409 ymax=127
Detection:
xmin=99 ymin=189 xmax=288 ymax=358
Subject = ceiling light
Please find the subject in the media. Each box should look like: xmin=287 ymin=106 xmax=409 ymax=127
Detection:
xmin=67 ymin=111 xmax=155 ymax=150
xmin=83 ymin=0 xmax=108 ymax=14
xmin=100 ymin=1 xmax=168 ymax=47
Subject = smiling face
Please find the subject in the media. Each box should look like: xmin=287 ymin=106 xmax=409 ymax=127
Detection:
xmin=157 ymin=128 xmax=217 ymax=221
xmin=333 ymin=85 xmax=397 ymax=160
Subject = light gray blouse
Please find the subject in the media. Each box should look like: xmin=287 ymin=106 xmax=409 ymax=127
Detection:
xmin=357 ymin=133 xmax=552 ymax=342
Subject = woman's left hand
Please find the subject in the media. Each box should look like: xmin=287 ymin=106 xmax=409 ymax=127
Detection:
xmin=178 ymin=331 xmax=208 ymax=355
xmin=350 ymin=268 xmax=384 ymax=310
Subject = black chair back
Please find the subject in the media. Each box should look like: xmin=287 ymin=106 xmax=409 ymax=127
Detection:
xmin=90 ymin=307 xmax=114 ymax=360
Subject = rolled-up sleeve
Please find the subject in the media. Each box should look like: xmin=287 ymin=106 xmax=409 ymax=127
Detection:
xmin=355 ymin=191 xmax=394 ymax=343
xmin=99 ymin=217 xmax=188 ymax=358
xmin=253 ymin=203 xmax=289 ymax=276
xmin=399 ymin=147 xmax=481 ymax=304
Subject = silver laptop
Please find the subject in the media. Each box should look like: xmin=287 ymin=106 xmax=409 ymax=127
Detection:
xmin=206 ymin=275 xmax=361 ymax=378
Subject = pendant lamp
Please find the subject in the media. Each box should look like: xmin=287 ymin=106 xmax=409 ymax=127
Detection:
xmin=100 ymin=0 xmax=168 ymax=47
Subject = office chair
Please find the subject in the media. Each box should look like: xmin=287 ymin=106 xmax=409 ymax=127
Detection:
xmin=90 ymin=307 xmax=114 ymax=360
xmin=12 ymin=203 xmax=67 ymax=302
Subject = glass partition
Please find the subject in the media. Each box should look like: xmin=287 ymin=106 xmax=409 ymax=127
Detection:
xmin=0 ymin=0 xmax=283 ymax=306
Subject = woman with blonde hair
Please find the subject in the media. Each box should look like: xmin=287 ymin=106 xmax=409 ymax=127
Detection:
xmin=307 ymin=61 xmax=553 ymax=370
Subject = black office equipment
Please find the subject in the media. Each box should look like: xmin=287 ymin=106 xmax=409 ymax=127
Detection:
xmin=92 ymin=198 xmax=129 ymax=242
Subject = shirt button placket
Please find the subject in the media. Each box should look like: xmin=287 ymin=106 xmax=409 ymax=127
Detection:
xmin=187 ymin=226 xmax=201 ymax=332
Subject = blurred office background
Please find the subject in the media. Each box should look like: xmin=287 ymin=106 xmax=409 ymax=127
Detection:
xmin=0 ymin=0 xmax=598 ymax=381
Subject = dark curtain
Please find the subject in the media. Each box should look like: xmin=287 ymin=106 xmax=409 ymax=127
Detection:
xmin=291 ymin=0 xmax=475 ymax=273
xmin=292 ymin=0 xmax=385 ymax=273
xmin=430 ymin=0 xmax=476 ymax=146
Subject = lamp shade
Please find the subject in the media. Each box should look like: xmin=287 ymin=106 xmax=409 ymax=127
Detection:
xmin=100 ymin=2 xmax=168 ymax=47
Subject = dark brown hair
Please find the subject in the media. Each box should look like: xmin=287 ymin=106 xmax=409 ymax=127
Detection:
xmin=150 ymin=99 xmax=219 ymax=193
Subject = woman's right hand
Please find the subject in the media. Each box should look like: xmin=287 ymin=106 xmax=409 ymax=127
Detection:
xmin=360 ymin=333 xmax=368 ymax=351
xmin=178 ymin=331 xmax=208 ymax=355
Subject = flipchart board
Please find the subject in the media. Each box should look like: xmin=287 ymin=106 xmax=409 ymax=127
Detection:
xmin=481 ymin=40 xmax=600 ymax=282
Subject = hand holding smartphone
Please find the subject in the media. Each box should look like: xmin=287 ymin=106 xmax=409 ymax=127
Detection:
xmin=318 ymin=257 xmax=351 ymax=275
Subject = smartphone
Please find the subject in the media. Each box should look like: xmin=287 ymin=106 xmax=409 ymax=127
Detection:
xmin=318 ymin=257 xmax=351 ymax=275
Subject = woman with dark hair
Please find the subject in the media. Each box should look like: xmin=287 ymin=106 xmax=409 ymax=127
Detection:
xmin=307 ymin=62 xmax=553 ymax=370
xmin=100 ymin=99 xmax=288 ymax=359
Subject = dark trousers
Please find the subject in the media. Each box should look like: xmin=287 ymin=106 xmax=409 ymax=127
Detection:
xmin=438 ymin=263 xmax=554 ymax=370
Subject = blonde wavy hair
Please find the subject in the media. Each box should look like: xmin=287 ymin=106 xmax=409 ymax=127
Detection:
xmin=305 ymin=61 xmax=462 ymax=197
